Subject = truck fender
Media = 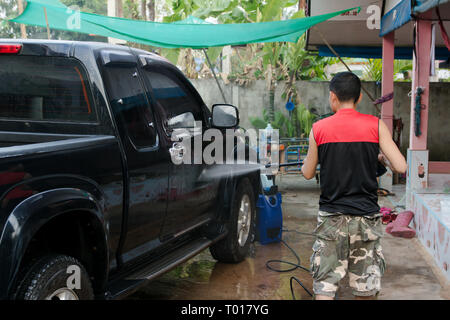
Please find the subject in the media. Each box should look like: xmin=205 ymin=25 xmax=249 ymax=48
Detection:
xmin=0 ymin=188 xmax=109 ymax=299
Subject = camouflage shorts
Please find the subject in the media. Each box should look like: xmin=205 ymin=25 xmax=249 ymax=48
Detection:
xmin=310 ymin=211 xmax=386 ymax=298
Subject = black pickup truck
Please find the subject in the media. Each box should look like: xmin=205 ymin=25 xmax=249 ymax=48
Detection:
xmin=0 ymin=40 xmax=260 ymax=300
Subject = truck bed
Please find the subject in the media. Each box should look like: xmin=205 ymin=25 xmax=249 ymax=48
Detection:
xmin=0 ymin=131 xmax=116 ymax=159
xmin=0 ymin=131 xmax=86 ymax=147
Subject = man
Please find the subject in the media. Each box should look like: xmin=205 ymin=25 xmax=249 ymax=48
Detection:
xmin=301 ymin=72 xmax=407 ymax=300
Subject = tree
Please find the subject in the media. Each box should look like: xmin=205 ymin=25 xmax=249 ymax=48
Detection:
xmin=141 ymin=0 xmax=147 ymax=20
xmin=124 ymin=0 xmax=141 ymax=19
xmin=147 ymin=0 xmax=155 ymax=21
xmin=17 ymin=0 xmax=26 ymax=38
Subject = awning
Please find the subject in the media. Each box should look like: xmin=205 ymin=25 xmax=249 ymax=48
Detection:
xmin=318 ymin=45 xmax=450 ymax=59
xmin=380 ymin=0 xmax=413 ymax=37
xmin=11 ymin=0 xmax=359 ymax=49
xmin=415 ymin=0 xmax=450 ymax=13
xmin=380 ymin=0 xmax=450 ymax=36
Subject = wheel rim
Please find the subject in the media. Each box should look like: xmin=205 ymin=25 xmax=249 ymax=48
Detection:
xmin=237 ymin=194 xmax=251 ymax=247
xmin=45 ymin=288 xmax=79 ymax=300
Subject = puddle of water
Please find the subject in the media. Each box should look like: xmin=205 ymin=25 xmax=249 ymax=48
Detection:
xmin=128 ymin=219 xmax=317 ymax=300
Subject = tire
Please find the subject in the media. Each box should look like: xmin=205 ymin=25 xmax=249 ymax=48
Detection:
xmin=210 ymin=177 xmax=256 ymax=263
xmin=15 ymin=254 xmax=94 ymax=300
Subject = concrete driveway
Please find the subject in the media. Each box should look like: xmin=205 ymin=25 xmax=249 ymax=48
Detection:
xmin=128 ymin=175 xmax=450 ymax=300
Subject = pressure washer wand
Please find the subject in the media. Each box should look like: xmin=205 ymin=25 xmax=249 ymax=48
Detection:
xmin=265 ymin=162 xmax=303 ymax=168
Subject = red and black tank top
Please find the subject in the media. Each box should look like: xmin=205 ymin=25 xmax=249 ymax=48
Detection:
xmin=312 ymin=108 xmax=380 ymax=215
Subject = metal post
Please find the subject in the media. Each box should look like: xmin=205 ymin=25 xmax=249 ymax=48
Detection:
xmin=17 ymin=0 xmax=27 ymax=39
xmin=203 ymin=49 xmax=228 ymax=104
xmin=43 ymin=7 xmax=51 ymax=40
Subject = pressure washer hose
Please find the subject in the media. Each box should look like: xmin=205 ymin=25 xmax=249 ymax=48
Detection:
xmin=258 ymin=167 xmax=315 ymax=299
xmin=265 ymin=236 xmax=314 ymax=299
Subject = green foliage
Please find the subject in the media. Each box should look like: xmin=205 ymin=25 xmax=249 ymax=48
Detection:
xmin=227 ymin=44 xmax=265 ymax=85
xmin=160 ymin=0 xmax=304 ymax=78
xmin=249 ymin=104 xmax=317 ymax=138
xmin=394 ymin=60 xmax=413 ymax=81
xmin=249 ymin=116 xmax=267 ymax=130
xmin=249 ymin=108 xmax=268 ymax=129
xmin=124 ymin=0 xmax=141 ymax=19
xmin=363 ymin=59 xmax=383 ymax=82
xmin=272 ymin=111 xmax=286 ymax=132
xmin=63 ymin=0 xmax=107 ymax=15
xmin=206 ymin=45 xmax=223 ymax=63
xmin=296 ymin=103 xmax=315 ymax=136
xmin=161 ymin=0 xmax=236 ymax=72
xmin=363 ymin=58 xmax=413 ymax=82
xmin=229 ymin=7 xmax=337 ymax=93
xmin=160 ymin=47 xmax=181 ymax=64
xmin=163 ymin=0 xmax=236 ymax=23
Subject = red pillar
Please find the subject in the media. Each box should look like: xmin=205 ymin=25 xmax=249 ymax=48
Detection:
xmin=379 ymin=31 xmax=395 ymax=191
xmin=407 ymin=10 xmax=433 ymax=191
xmin=381 ymin=31 xmax=395 ymax=134
xmin=409 ymin=10 xmax=432 ymax=150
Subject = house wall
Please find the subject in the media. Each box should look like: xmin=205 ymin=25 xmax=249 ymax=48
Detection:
xmin=191 ymin=79 xmax=450 ymax=161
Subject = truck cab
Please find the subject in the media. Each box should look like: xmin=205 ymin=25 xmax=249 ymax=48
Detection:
xmin=0 ymin=40 xmax=260 ymax=300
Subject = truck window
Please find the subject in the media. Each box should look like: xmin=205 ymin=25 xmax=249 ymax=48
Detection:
xmin=0 ymin=56 xmax=96 ymax=123
xmin=143 ymin=69 xmax=203 ymax=130
xmin=103 ymin=67 xmax=157 ymax=149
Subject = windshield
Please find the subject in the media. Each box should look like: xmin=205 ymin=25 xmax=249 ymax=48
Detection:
xmin=0 ymin=56 xmax=96 ymax=123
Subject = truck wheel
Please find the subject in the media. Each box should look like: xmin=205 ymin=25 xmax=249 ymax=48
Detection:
xmin=210 ymin=178 xmax=256 ymax=263
xmin=15 ymin=254 xmax=94 ymax=300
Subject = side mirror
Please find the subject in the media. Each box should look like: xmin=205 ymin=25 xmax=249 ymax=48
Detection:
xmin=211 ymin=104 xmax=239 ymax=128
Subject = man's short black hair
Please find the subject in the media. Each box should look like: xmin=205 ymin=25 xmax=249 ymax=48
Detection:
xmin=329 ymin=72 xmax=361 ymax=103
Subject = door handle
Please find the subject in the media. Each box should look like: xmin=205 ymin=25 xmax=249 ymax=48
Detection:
xmin=169 ymin=142 xmax=186 ymax=162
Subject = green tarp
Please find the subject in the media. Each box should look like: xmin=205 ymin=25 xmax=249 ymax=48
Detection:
xmin=11 ymin=0 xmax=360 ymax=49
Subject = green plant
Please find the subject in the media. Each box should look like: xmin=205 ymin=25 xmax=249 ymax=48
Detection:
xmin=363 ymin=58 xmax=413 ymax=82
xmin=231 ymin=8 xmax=337 ymax=122
xmin=296 ymin=103 xmax=315 ymax=136
xmin=249 ymin=104 xmax=316 ymax=139
xmin=363 ymin=59 xmax=383 ymax=82
xmin=249 ymin=108 xmax=269 ymax=129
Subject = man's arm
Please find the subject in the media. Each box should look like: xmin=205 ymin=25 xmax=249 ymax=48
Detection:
xmin=301 ymin=129 xmax=319 ymax=180
xmin=379 ymin=120 xmax=407 ymax=174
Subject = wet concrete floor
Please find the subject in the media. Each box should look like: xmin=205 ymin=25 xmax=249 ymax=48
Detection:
xmin=128 ymin=175 xmax=450 ymax=300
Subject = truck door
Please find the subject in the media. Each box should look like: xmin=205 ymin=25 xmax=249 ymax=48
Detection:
xmin=101 ymin=51 xmax=170 ymax=263
xmin=140 ymin=62 xmax=219 ymax=239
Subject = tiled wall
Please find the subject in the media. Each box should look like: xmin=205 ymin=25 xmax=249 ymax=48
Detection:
xmin=409 ymin=189 xmax=450 ymax=281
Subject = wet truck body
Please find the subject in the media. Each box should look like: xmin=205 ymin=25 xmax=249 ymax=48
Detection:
xmin=0 ymin=40 xmax=259 ymax=300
